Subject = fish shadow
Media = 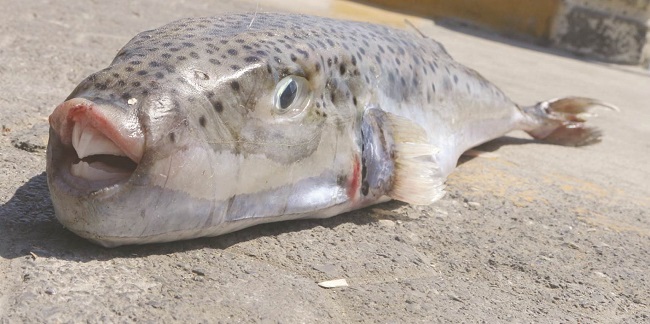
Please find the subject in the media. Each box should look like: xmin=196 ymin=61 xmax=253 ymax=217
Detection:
xmin=0 ymin=136 xmax=535 ymax=262
xmin=457 ymin=135 xmax=537 ymax=165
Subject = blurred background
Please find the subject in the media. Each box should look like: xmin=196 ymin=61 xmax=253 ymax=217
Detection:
xmin=255 ymin=0 xmax=650 ymax=68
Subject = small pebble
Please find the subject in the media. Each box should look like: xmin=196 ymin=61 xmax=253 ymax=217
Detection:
xmin=378 ymin=219 xmax=395 ymax=227
xmin=467 ymin=201 xmax=481 ymax=208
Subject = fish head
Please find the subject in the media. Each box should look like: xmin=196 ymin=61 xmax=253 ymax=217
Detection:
xmin=47 ymin=16 xmax=369 ymax=246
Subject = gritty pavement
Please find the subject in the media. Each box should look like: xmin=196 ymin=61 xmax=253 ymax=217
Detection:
xmin=1 ymin=0 xmax=649 ymax=323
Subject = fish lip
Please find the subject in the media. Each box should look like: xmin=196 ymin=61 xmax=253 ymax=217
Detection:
xmin=47 ymin=97 xmax=145 ymax=196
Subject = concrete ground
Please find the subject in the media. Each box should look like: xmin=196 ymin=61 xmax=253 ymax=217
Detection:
xmin=1 ymin=0 xmax=648 ymax=322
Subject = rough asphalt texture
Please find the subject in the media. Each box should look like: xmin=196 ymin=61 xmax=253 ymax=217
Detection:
xmin=1 ymin=0 xmax=648 ymax=322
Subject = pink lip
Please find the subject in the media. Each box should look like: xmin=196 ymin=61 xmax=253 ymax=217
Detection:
xmin=49 ymin=98 xmax=144 ymax=163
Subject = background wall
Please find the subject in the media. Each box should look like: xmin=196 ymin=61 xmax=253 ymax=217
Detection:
xmin=356 ymin=0 xmax=650 ymax=66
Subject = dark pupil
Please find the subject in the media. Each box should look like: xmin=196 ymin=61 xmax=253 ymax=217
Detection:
xmin=279 ymin=80 xmax=298 ymax=109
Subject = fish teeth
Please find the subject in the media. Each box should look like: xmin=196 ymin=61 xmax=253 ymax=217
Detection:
xmin=70 ymin=161 xmax=130 ymax=181
xmin=71 ymin=122 xmax=126 ymax=159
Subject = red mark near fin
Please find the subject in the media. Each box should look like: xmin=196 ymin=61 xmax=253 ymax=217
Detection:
xmin=347 ymin=156 xmax=361 ymax=200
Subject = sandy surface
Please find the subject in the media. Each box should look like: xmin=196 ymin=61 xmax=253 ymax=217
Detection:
xmin=1 ymin=0 xmax=649 ymax=322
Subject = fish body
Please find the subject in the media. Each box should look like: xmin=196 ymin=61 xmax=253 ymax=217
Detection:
xmin=47 ymin=13 xmax=614 ymax=247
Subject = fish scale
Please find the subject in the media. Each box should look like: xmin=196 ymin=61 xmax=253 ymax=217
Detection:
xmin=46 ymin=13 xmax=616 ymax=246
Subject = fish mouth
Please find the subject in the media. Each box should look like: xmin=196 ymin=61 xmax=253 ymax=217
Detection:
xmin=48 ymin=98 xmax=144 ymax=192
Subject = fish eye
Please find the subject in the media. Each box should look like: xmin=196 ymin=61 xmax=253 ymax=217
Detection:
xmin=278 ymin=79 xmax=297 ymax=109
xmin=273 ymin=75 xmax=311 ymax=115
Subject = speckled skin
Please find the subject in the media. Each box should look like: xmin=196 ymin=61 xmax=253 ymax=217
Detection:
xmin=48 ymin=13 xmax=529 ymax=246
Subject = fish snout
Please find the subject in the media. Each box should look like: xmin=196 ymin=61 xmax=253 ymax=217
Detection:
xmin=48 ymin=97 xmax=144 ymax=184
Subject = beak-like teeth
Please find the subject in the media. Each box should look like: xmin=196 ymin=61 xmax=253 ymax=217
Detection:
xmin=70 ymin=161 xmax=131 ymax=181
xmin=71 ymin=121 xmax=127 ymax=159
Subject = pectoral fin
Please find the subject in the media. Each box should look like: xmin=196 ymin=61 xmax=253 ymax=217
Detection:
xmin=361 ymin=108 xmax=445 ymax=205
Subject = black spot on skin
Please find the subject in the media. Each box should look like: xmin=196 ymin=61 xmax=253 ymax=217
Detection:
xmin=326 ymin=39 xmax=335 ymax=47
xmin=290 ymin=53 xmax=297 ymax=62
xmin=339 ymin=64 xmax=346 ymax=75
xmin=137 ymin=70 xmax=148 ymax=76
xmin=266 ymin=63 xmax=272 ymax=74
xmin=199 ymin=116 xmax=206 ymax=127
xmin=209 ymin=58 xmax=221 ymax=65
xmin=190 ymin=52 xmax=200 ymax=59
xmin=169 ymin=132 xmax=176 ymax=143
xmin=351 ymin=56 xmax=357 ymax=66
xmin=315 ymin=62 xmax=321 ymax=72
xmin=121 ymin=93 xmax=131 ymax=100
xmin=177 ymin=56 xmax=187 ymax=61
xmin=132 ymin=81 xmax=141 ymax=87
xmin=353 ymin=96 xmax=357 ymax=105
xmin=149 ymin=61 xmax=161 ymax=67
xmin=231 ymin=65 xmax=241 ymax=71
xmin=231 ymin=81 xmax=240 ymax=91
xmin=213 ymin=101 xmax=224 ymax=113
xmin=112 ymin=73 xmax=120 ymax=78
xmin=297 ymin=48 xmax=309 ymax=58
xmin=244 ymin=56 xmax=260 ymax=63
xmin=330 ymin=92 xmax=336 ymax=102
xmin=161 ymin=53 xmax=172 ymax=59
xmin=453 ymin=75 xmax=459 ymax=84
xmin=227 ymin=49 xmax=238 ymax=56
xmin=235 ymin=39 xmax=245 ymax=44
xmin=155 ymin=72 xmax=165 ymax=79
xmin=388 ymin=72 xmax=395 ymax=83
xmin=130 ymin=60 xmax=142 ymax=65
xmin=117 ymin=80 xmax=126 ymax=87
xmin=162 ymin=42 xmax=173 ymax=47
xmin=327 ymin=58 xmax=332 ymax=67
xmin=125 ymin=66 xmax=134 ymax=72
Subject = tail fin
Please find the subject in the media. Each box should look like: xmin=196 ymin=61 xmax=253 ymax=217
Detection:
xmin=521 ymin=97 xmax=619 ymax=146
